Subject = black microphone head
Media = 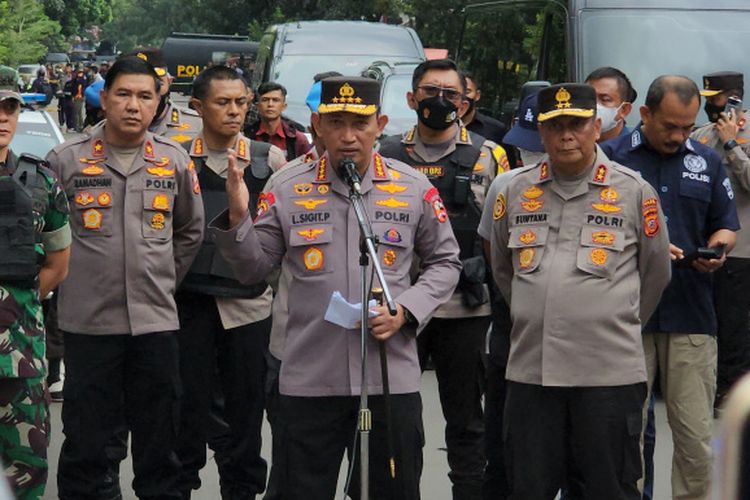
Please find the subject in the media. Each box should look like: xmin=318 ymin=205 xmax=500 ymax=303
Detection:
xmin=339 ymin=158 xmax=361 ymax=191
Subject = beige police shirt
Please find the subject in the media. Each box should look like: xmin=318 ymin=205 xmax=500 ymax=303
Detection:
xmin=209 ymin=152 xmax=461 ymax=396
xmin=188 ymin=133 xmax=286 ymax=329
xmin=490 ymin=147 xmax=672 ymax=387
xmin=46 ymin=126 xmax=205 ymax=335
xmin=395 ymin=124 xmax=508 ymax=318
xmin=692 ymin=119 xmax=750 ymax=257
xmin=150 ymin=102 xmax=202 ymax=145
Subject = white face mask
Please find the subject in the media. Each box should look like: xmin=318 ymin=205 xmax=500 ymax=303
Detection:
xmin=597 ymin=102 xmax=624 ymax=133
xmin=519 ymin=149 xmax=546 ymax=167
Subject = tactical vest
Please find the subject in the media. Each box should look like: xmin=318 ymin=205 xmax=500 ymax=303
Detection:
xmin=0 ymin=155 xmax=47 ymax=288
xmin=181 ymin=141 xmax=273 ymax=298
xmin=379 ymin=133 xmax=483 ymax=259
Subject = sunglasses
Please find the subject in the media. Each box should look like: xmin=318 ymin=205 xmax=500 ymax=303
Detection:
xmin=416 ymin=85 xmax=464 ymax=103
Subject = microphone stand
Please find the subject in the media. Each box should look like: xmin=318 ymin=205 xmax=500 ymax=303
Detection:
xmin=341 ymin=159 xmax=398 ymax=500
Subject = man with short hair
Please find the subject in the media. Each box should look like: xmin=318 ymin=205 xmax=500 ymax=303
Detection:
xmin=211 ymin=75 xmax=461 ymax=499
xmin=491 ymin=83 xmax=671 ymax=499
xmin=0 ymin=66 xmax=71 ymax=500
xmin=379 ymin=59 xmax=508 ymax=499
xmin=461 ymin=71 xmax=508 ymax=145
xmin=601 ymin=75 xmax=739 ymax=500
xmin=127 ymin=48 xmax=202 ymax=145
xmin=691 ymin=71 xmax=750 ymax=410
xmin=247 ymin=81 xmax=310 ymax=160
xmin=47 ymin=56 xmax=204 ymax=500
xmin=585 ymin=66 xmax=637 ymax=142
xmin=71 ymin=66 xmax=88 ymax=132
xmin=176 ymin=65 xmax=285 ymax=500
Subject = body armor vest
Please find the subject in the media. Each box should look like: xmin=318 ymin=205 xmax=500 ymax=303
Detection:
xmin=379 ymin=133 xmax=483 ymax=259
xmin=0 ymin=155 xmax=47 ymax=288
xmin=181 ymin=141 xmax=272 ymax=298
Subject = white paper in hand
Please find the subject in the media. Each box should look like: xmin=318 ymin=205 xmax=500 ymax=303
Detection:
xmin=324 ymin=291 xmax=379 ymax=329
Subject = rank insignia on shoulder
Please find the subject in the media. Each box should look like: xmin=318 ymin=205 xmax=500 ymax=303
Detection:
xmin=592 ymin=203 xmax=622 ymax=214
xmin=376 ymin=197 xmax=409 ymax=209
xmin=590 ymin=248 xmax=608 ymax=266
xmin=493 ymin=193 xmax=506 ymax=220
xmin=593 ymin=164 xmax=608 ymax=183
xmin=303 ymin=247 xmax=324 ymax=271
xmin=373 ymin=153 xmax=387 ymax=179
xmin=294 ymin=183 xmax=313 ymax=195
xmin=294 ymin=198 xmax=328 ymax=210
xmin=92 ymin=139 xmax=105 ymax=157
xmin=523 ymin=186 xmax=544 ymax=200
xmin=384 ymin=228 xmax=402 ymax=243
xmin=539 ymin=162 xmax=550 ymax=181
xmin=150 ymin=212 xmax=166 ymax=230
xmin=82 ymin=165 xmax=104 ymax=176
xmin=97 ymin=192 xmax=112 ymax=206
xmin=144 ymin=141 xmax=155 ymax=159
xmin=519 ymin=230 xmax=537 ymax=245
xmin=642 ymin=197 xmax=659 ymax=237
xmin=82 ymin=208 xmax=102 ymax=229
xmin=297 ymin=228 xmax=325 ymax=242
xmin=375 ymin=182 xmax=408 ymax=195
xmin=75 ymin=191 xmax=94 ymax=206
xmin=519 ymin=248 xmax=535 ymax=269
xmin=520 ymin=199 xmax=544 ymax=212
xmin=171 ymin=109 xmax=180 ymax=124
xmin=599 ymin=187 xmax=618 ymax=203
xmin=383 ymin=249 xmax=397 ymax=267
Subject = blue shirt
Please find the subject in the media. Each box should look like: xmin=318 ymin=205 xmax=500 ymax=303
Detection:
xmin=601 ymin=125 xmax=739 ymax=335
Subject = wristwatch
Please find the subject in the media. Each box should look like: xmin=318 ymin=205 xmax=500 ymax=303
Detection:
xmin=402 ymin=306 xmax=417 ymax=326
xmin=724 ymin=139 xmax=739 ymax=151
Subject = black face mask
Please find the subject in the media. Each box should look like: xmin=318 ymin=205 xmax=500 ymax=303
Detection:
xmin=417 ymin=96 xmax=458 ymax=130
xmin=155 ymin=93 xmax=170 ymax=121
xmin=704 ymin=101 xmax=724 ymax=123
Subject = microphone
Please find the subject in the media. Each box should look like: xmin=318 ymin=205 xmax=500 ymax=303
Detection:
xmin=340 ymin=158 xmax=362 ymax=194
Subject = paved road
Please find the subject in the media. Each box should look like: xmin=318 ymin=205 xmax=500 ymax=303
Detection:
xmin=40 ymin=371 xmax=681 ymax=499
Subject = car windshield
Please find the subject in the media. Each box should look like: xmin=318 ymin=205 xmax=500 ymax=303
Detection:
xmin=11 ymin=111 xmax=62 ymax=158
xmin=273 ymin=55 xmax=421 ymax=127
xmin=578 ymin=8 xmax=750 ymax=126
xmin=381 ymin=73 xmax=415 ymax=137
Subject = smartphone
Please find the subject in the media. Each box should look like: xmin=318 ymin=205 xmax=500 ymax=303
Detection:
xmin=697 ymin=244 xmax=726 ymax=260
xmin=725 ymin=95 xmax=743 ymax=119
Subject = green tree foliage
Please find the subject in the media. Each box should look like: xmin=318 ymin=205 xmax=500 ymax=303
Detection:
xmin=42 ymin=0 xmax=113 ymax=36
xmin=0 ymin=0 xmax=61 ymax=66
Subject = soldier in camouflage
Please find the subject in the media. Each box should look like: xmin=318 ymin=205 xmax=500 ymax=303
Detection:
xmin=0 ymin=66 xmax=71 ymax=499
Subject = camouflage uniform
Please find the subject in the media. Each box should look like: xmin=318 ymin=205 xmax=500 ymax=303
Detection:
xmin=0 ymin=151 xmax=71 ymax=500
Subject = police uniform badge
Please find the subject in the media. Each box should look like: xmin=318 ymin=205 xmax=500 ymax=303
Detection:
xmin=642 ymin=198 xmax=660 ymax=237
xmin=590 ymin=248 xmax=608 ymax=266
xmin=493 ymin=192 xmax=506 ymax=220
xmin=383 ymin=249 xmax=397 ymax=267
xmin=82 ymin=208 xmax=102 ymax=230
xmin=303 ymin=247 xmax=324 ymax=271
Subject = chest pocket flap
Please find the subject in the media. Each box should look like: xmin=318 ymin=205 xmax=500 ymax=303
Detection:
xmin=579 ymin=226 xmax=625 ymax=251
xmin=507 ymin=225 xmax=548 ymax=273
xmin=680 ymin=182 xmax=712 ymax=202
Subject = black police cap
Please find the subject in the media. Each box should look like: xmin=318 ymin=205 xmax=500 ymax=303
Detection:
xmin=318 ymin=76 xmax=380 ymax=116
xmin=537 ymin=83 xmax=596 ymax=123
xmin=124 ymin=48 xmax=168 ymax=76
xmin=701 ymin=71 xmax=744 ymax=97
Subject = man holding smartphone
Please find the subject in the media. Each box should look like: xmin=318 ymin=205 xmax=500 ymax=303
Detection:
xmin=692 ymin=71 xmax=750 ymax=413
xmin=601 ymin=75 xmax=739 ymax=499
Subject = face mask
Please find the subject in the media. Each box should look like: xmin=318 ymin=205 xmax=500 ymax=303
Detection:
xmin=597 ymin=103 xmax=623 ymax=133
xmin=417 ymin=95 xmax=458 ymax=130
xmin=704 ymin=101 xmax=724 ymax=123
xmin=519 ymin=149 xmax=546 ymax=167
xmin=154 ymin=93 xmax=169 ymax=121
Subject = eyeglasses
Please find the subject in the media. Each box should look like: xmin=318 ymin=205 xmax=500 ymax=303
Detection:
xmin=416 ymin=85 xmax=464 ymax=103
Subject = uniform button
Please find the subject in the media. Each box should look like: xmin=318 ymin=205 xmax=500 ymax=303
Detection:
xmin=661 ymin=186 xmax=668 ymax=193
xmin=237 ymin=230 xmax=246 ymax=240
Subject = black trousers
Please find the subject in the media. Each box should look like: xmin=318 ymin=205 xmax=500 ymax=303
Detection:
xmin=715 ymin=257 xmax=750 ymax=396
xmin=262 ymin=352 xmax=282 ymax=500
xmin=482 ymin=291 xmax=511 ymax=500
xmin=274 ymin=393 xmax=423 ymax=500
xmin=57 ymin=331 xmax=182 ymax=500
xmin=504 ymin=381 xmax=645 ymax=500
xmin=417 ymin=316 xmax=490 ymax=500
xmin=175 ymin=290 xmax=270 ymax=499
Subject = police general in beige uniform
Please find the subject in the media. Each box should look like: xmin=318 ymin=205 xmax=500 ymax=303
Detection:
xmin=691 ymin=71 xmax=750 ymax=406
xmin=211 ymin=76 xmax=460 ymax=499
xmin=490 ymin=83 xmax=671 ymax=500
xmin=46 ymin=56 xmax=204 ymax=500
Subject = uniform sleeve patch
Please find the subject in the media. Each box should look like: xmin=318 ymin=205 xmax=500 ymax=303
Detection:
xmin=642 ymin=197 xmax=660 ymax=237
xmin=493 ymin=193 xmax=506 ymax=220
xmin=255 ymin=191 xmax=276 ymax=221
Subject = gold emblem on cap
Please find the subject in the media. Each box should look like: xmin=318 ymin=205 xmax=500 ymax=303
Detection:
xmin=339 ymin=83 xmax=355 ymax=97
xmin=136 ymin=52 xmax=148 ymax=61
xmin=555 ymin=87 xmax=572 ymax=109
